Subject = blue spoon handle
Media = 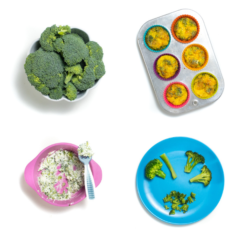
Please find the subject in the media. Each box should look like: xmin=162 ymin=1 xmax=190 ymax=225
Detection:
xmin=85 ymin=163 xmax=95 ymax=200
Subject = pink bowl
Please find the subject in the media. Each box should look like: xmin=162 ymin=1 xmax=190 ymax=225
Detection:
xmin=24 ymin=142 xmax=102 ymax=207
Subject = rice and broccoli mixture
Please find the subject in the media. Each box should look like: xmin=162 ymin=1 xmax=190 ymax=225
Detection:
xmin=38 ymin=150 xmax=84 ymax=200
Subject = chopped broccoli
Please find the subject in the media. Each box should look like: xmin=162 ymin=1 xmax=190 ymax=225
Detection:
xmin=86 ymin=41 xmax=103 ymax=60
xmin=185 ymin=151 xmax=205 ymax=173
xmin=65 ymin=64 xmax=82 ymax=84
xmin=49 ymin=86 xmax=63 ymax=100
xmin=40 ymin=25 xmax=71 ymax=52
xmin=24 ymin=48 xmax=65 ymax=97
xmin=164 ymin=205 xmax=169 ymax=210
xmin=180 ymin=197 xmax=186 ymax=204
xmin=65 ymin=82 xmax=78 ymax=101
xmin=145 ymin=159 xmax=166 ymax=180
xmin=187 ymin=196 xmax=194 ymax=204
xmin=169 ymin=209 xmax=175 ymax=215
xmin=191 ymin=192 xmax=196 ymax=199
xmin=181 ymin=204 xmax=189 ymax=213
xmin=57 ymin=33 xmax=89 ymax=66
xmin=190 ymin=165 xmax=212 ymax=186
xmin=160 ymin=153 xmax=177 ymax=179
xmin=172 ymin=199 xmax=180 ymax=205
xmin=172 ymin=203 xmax=181 ymax=212
xmin=163 ymin=194 xmax=172 ymax=203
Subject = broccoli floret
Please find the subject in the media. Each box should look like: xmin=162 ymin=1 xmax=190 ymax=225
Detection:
xmin=184 ymin=151 xmax=205 ymax=173
xmin=35 ymin=84 xmax=50 ymax=95
xmin=191 ymin=192 xmax=196 ymax=199
xmin=190 ymin=165 xmax=212 ymax=186
xmin=187 ymin=196 xmax=194 ymax=204
xmin=160 ymin=153 xmax=177 ymax=179
xmin=58 ymin=33 xmax=89 ymax=66
xmin=181 ymin=204 xmax=189 ymax=213
xmin=40 ymin=25 xmax=71 ymax=52
xmin=24 ymin=48 xmax=65 ymax=97
xmin=164 ymin=205 xmax=169 ymax=210
xmin=49 ymin=86 xmax=63 ymax=100
xmin=65 ymin=82 xmax=78 ymax=101
xmin=93 ymin=60 xmax=106 ymax=79
xmin=180 ymin=197 xmax=186 ymax=204
xmin=145 ymin=159 xmax=166 ymax=180
xmin=65 ymin=64 xmax=82 ymax=84
xmin=86 ymin=41 xmax=103 ymax=60
xmin=170 ymin=191 xmax=177 ymax=197
xmin=163 ymin=194 xmax=172 ymax=203
xmin=169 ymin=209 xmax=175 ymax=215
xmin=172 ymin=199 xmax=180 ymax=205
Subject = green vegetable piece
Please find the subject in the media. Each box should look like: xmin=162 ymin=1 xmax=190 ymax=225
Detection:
xmin=191 ymin=192 xmax=196 ymax=199
xmin=169 ymin=209 xmax=175 ymax=215
xmin=65 ymin=64 xmax=82 ymax=84
xmin=164 ymin=205 xmax=169 ymax=210
xmin=40 ymin=25 xmax=71 ymax=52
xmin=185 ymin=151 xmax=205 ymax=173
xmin=160 ymin=153 xmax=177 ymax=179
xmin=190 ymin=165 xmax=212 ymax=186
xmin=86 ymin=41 xmax=104 ymax=61
xmin=163 ymin=194 xmax=172 ymax=203
xmin=181 ymin=204 xmax=189 ymax=213
xmin=180 ymin=197 xmax=186 ymax=204
xmin=145 ymin=159 xmax=166 ymax=180
xmin=24 ymin=48 xmax=65 ymax=97
xmin=172 ymin=203 xmax=181 ymax=212
xmin=187 ymin=196 xmax=194 ymax=204
xmin=65 ymin=83 xmax=78 ymax=101
xmin=49 ymin=86 xmax=63 ymax=100
xmin=172 ymin=199 xmax=180 ymax=205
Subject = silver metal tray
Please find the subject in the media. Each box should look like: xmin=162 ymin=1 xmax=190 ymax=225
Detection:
xmin=137 ymin=9 xmax=224 ymax=114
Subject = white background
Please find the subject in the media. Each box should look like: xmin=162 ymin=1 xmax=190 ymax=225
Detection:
xmin=1 ymin=0 xmax=239 ymax=239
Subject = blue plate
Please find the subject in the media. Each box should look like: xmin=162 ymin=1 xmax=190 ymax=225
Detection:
xmin=136 ymin=137 xmax=224 ymax=225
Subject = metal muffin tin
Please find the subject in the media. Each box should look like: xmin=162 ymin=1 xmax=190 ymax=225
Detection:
xmin=137 ymin=9 xmax=224 ymax=114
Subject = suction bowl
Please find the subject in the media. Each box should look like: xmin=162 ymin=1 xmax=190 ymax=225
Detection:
xmin=24 ymin=142 xmax=102 ymax=207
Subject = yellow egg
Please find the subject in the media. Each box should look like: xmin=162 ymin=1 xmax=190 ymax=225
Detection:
xmin=166 ymin=84 xmax=188 ymax=106
xmin=174 ymin=17 xmax=198 ymax=41
xmin=145 ymin=26 xmax=170 ymax=51
xmin=184 ymin=45 xmax=207 ymax=69
xmin=156 ymin=55 xmax=179 ymax=79
xmin=192 ymin=73 xmax=218 ymax=99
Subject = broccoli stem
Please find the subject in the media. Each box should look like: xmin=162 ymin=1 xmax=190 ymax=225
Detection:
xmin=160 ymin=153 xmax=177 ymax=179
xmin=156 ymin=170 xmax=166 ymax=179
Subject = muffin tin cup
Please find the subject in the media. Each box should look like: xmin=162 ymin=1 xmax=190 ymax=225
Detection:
xmin=144 ymin=25 xmax=171 ymax=52
xmin=171 ymin=14 xmax=200 ymax=44
xmin=191 ymin=72 xmax=219 ymax=99
xmin=163 ymin=82 xmax=190 ymax=108
xmin=182 ymin=44 xmax=209 ymax=71
xmin=153 ymin=53 xmax=181 ymax=81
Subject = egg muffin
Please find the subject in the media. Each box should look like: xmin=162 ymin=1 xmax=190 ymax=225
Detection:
xmin=183 ymin=45 xmax=208 ymax=70
xmin=192 ymin=73 xmax=218 ymax=99
xmin=156 ymin=55 xmax=179 ymax=79
xmin=145 ymin=26 xmax=170 ymax=51
xmin=166 ymin=83 xmax=188 ymax=106
xmin=173 ymin=17 xmax=198 ymax=41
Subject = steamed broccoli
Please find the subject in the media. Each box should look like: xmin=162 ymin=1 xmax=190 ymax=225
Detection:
xmin=191 ymin=192 xmax=196 ymax=199
xmin=40 ymin=25 xmax=71 ymax=52
xmin=65 ymin=82 xmax=78 ymax=101
xmin=24 ymin=48 xmax=65 ymax=98
xmin=164 ymin=205 xmax=169 ymax=210
xmin=190 ymin=165 xmax=212 ymax=186
xmin=163 ymin=194 xmax=172 ymax=203
xmin=169 ymin=210 xmax=175 ymax=215
xmin=145 ymin=159 xmax=166 ymax=180
xmin=160 ymin=153 xmax=177 ymax=179
xmin=187 ymin=196 xmax=194 ymax=204
xmin=172 ymin=203 xmax=181 ymax=212
xmin=56 ymin=33 xmax=89 ymax=66
xmin=86 ymin=41 xmax=103 ymax=60
xmin=65 ymin=64 xmax=82 ymax=84
xmin=184 ymin=151 xmax=205 ymax=173
xmin=181 ymin=204 xmax=189 ymax=213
